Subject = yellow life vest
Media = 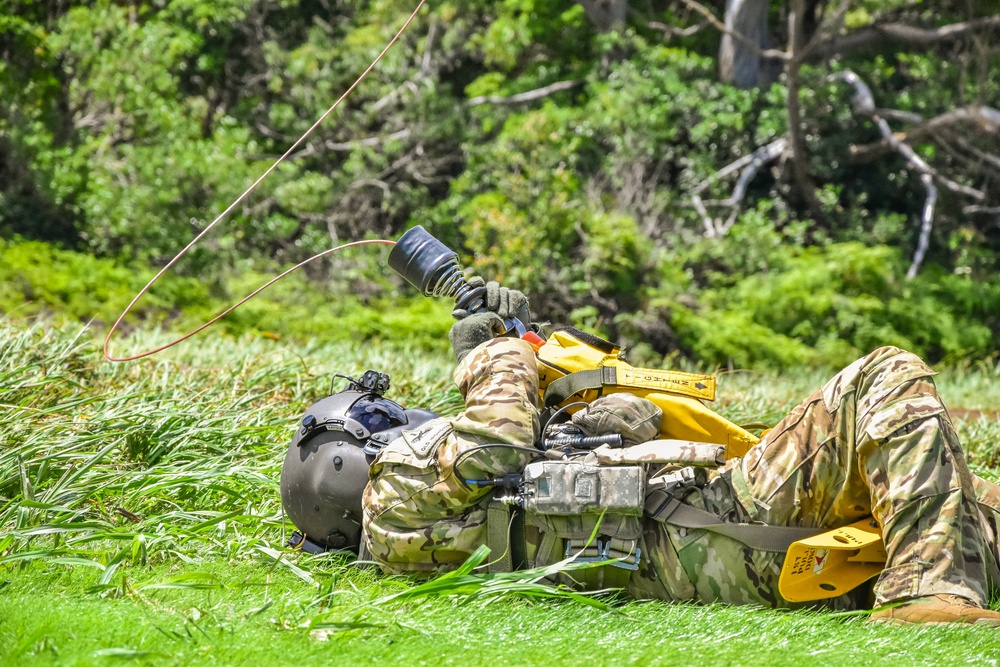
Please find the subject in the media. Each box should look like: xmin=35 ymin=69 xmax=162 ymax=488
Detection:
xmin=534 ymin=328 xmax=758 ymax=458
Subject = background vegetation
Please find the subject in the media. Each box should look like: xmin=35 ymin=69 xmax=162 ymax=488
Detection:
xmin=3 ymin=0 xmax=1000 ymax=369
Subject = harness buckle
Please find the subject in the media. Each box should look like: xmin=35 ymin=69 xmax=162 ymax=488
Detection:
xmin=564 ymin=538 xmax=641 ymax=570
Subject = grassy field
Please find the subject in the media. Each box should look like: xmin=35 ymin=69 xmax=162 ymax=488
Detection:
xmin=3 ymin=320 xmax=1000 ymax=666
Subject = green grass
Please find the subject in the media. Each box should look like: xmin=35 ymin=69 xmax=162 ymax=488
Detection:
xmin=8 ymin=558 xmax=1000 ymax=667
xmin=6 ymin=560 xmax=1000 ymax=667
xmin=4 ymin=320 xmax=1000 ymax=666
xmin=0 ymin=238 xmax=456 ymax=352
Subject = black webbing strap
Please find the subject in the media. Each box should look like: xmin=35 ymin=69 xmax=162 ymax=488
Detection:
xmin=543 ymin=367 xmax=616 ymax=408
xmin=644 ymin=489 xmax=820 ymax=553
xmin=486 ymin=499 xmax=526 ymax=573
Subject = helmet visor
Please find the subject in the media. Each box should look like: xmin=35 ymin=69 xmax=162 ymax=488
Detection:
xmin=348 ymin=396 xmax=407 ymax=434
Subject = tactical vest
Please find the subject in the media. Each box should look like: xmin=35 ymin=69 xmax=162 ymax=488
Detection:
xmin=488 ymin=327 xmax=770 ymax=589
xmin=488 ymin=328 xmax=891 ymax=601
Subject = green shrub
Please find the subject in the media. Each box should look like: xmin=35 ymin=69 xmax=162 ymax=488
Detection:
xmin=0 ymin=238 xmax=209 ymax=324
xmin=668 ymin=239 xmax=998 ymax=369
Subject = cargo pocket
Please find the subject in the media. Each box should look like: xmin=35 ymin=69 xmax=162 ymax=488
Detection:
xmin=365 ymin=420 xmax=492 ymax=573
xmin=368 ymin=420 xmax=454 ymax=524
xmin=864 ymin=394 xmax=945 ymax=442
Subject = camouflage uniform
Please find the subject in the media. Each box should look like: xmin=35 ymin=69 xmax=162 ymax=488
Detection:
xmin=364 ymin=337 xmax=540 ymax=573
xmin=364 ymin=340 xmax=1000 ymax=609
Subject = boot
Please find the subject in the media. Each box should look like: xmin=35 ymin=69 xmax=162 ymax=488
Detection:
xmin=870 ymin=594 xmax=1000 ymax=626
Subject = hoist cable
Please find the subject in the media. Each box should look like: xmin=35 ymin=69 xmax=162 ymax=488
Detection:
xmin=103 ymin=0 xmax=427 ymax=362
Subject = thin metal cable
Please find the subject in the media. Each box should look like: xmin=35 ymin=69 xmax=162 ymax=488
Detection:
xmin=104 ymin=0 xmax=426 ymax=362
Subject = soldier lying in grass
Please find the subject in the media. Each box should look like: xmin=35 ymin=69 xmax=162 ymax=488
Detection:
xmin=281 ymin=283 xmax=1000 ymax=626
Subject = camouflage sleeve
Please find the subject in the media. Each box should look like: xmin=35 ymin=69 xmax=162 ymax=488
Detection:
xmin=363 ymin=337 xmax=540 ymax=574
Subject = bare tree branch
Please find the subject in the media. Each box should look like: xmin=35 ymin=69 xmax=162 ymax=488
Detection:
xmin=692 ymin=153 xmax=759 ymax=195
xmin=728 ymin=139 xmax=788 ymax=206
xmin=943 ymin=132 xmax=1000 ymax=176
xmin=949 ymin=135 xmax=1000 ymax=173
xmin=420 ymin=16 xmax=438 ymax=74
xmin=836 ymin=70 xmax=988 ymax=279
xmin=814 ymin=14 xmax=1000 ymax=59
xmin=839 ymin=72 xmax=986 ymax=200
xmin=877 ymin=108 xmax=923 ymax=124
xmin=284 ymin=129 xmax=412 ymax=160
xmin=691 ymin=194 xmax=718 ymax=238
xmin=964 ymin=205 xmax=1000 ymax=215
xmin=784 ymin=0 xmax=828 ymax=224
xmin=839 ymin=72 xmax=986 ymax=201
xmin=690 ymin=137 xmax=788 ymax=238
xmin=349 ymin=178 xmax=391 ymax=198
xmin=371 ymin=17 xmax=439 ymax=115
xmin=649 ymin=19 xmax=709 ymax=38
xmin=849 ymin=106 xmax=1000 ymax=162
xmin=693 ymin=138 xmax=788 ymax=196
xmin=467 ymin=80 xmax=584 ymax=107
xmin=927 ymin=130 xmax=1000 ymax=182
xmin=907 ymin=173 xmax=937 ymax=280
xmin=794 ymin=0 xmax=853 ymax=63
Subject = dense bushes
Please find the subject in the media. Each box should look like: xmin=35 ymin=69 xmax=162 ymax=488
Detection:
xmin=669 ymin=239 xmax=998 ymax=369
xmin=4 ymin=232 xmax=994 ymax=371
xmin=2 ymin=1 xmax=999 ymax=369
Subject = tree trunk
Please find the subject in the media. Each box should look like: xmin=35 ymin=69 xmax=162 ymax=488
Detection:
xmin=784 ymin=0 xmax=827 ymax=224
xmin=719 ymin=0 xmax=771 ymax=88
xmin=576 ymin=0 xmax=628 ymax=32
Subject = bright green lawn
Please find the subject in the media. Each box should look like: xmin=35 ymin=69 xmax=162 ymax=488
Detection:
xmin=6 ymin=560 xmax=1000 ymax=667
xmin=3 ymin=321 xmax=1000 ymax=666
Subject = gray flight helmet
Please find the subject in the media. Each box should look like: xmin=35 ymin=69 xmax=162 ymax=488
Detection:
xmin=280 ymin=384 xmax=437 ymax=553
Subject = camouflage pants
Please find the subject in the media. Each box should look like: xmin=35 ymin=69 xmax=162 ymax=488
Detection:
xmin=736 ymin=346 xmax=1000 ymax=606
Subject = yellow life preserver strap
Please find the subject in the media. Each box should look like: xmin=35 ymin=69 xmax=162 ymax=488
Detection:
xmin=543 ymin=364 xmax=717 ymax=407
xmin=534 ymin=328 xmax=758 ymax=457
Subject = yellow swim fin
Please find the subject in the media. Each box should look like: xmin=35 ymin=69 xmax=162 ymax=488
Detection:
xmin=778 ymin=518 xmax=887 ymax=602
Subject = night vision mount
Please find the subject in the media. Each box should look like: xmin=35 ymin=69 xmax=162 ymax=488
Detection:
xmin=331 ymin=370 xmax=391 ymax=397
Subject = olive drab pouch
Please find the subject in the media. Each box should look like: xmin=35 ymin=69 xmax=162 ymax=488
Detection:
xmin=535 ymin=327 xmax=759 ymax=458
xmin=517 ymin=460 xmax=644 ymax=589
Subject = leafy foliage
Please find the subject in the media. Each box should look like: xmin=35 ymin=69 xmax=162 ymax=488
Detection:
xmin=2 ymin=1 xmax=1000 ymax=368
xmin=0 ymin=238 xmax=454 ymax=351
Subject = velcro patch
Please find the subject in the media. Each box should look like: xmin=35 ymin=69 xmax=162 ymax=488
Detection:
xmin=402 ymin=420 xmax=453 ymax=459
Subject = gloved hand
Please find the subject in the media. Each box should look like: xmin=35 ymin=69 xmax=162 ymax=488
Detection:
xmin=449 ymin=311 xmax=506 ymax=363
xmin=452 ymin=278 xmax=532 ymax=328
xmin=571 ymin=394 xmax=663 ymax=446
